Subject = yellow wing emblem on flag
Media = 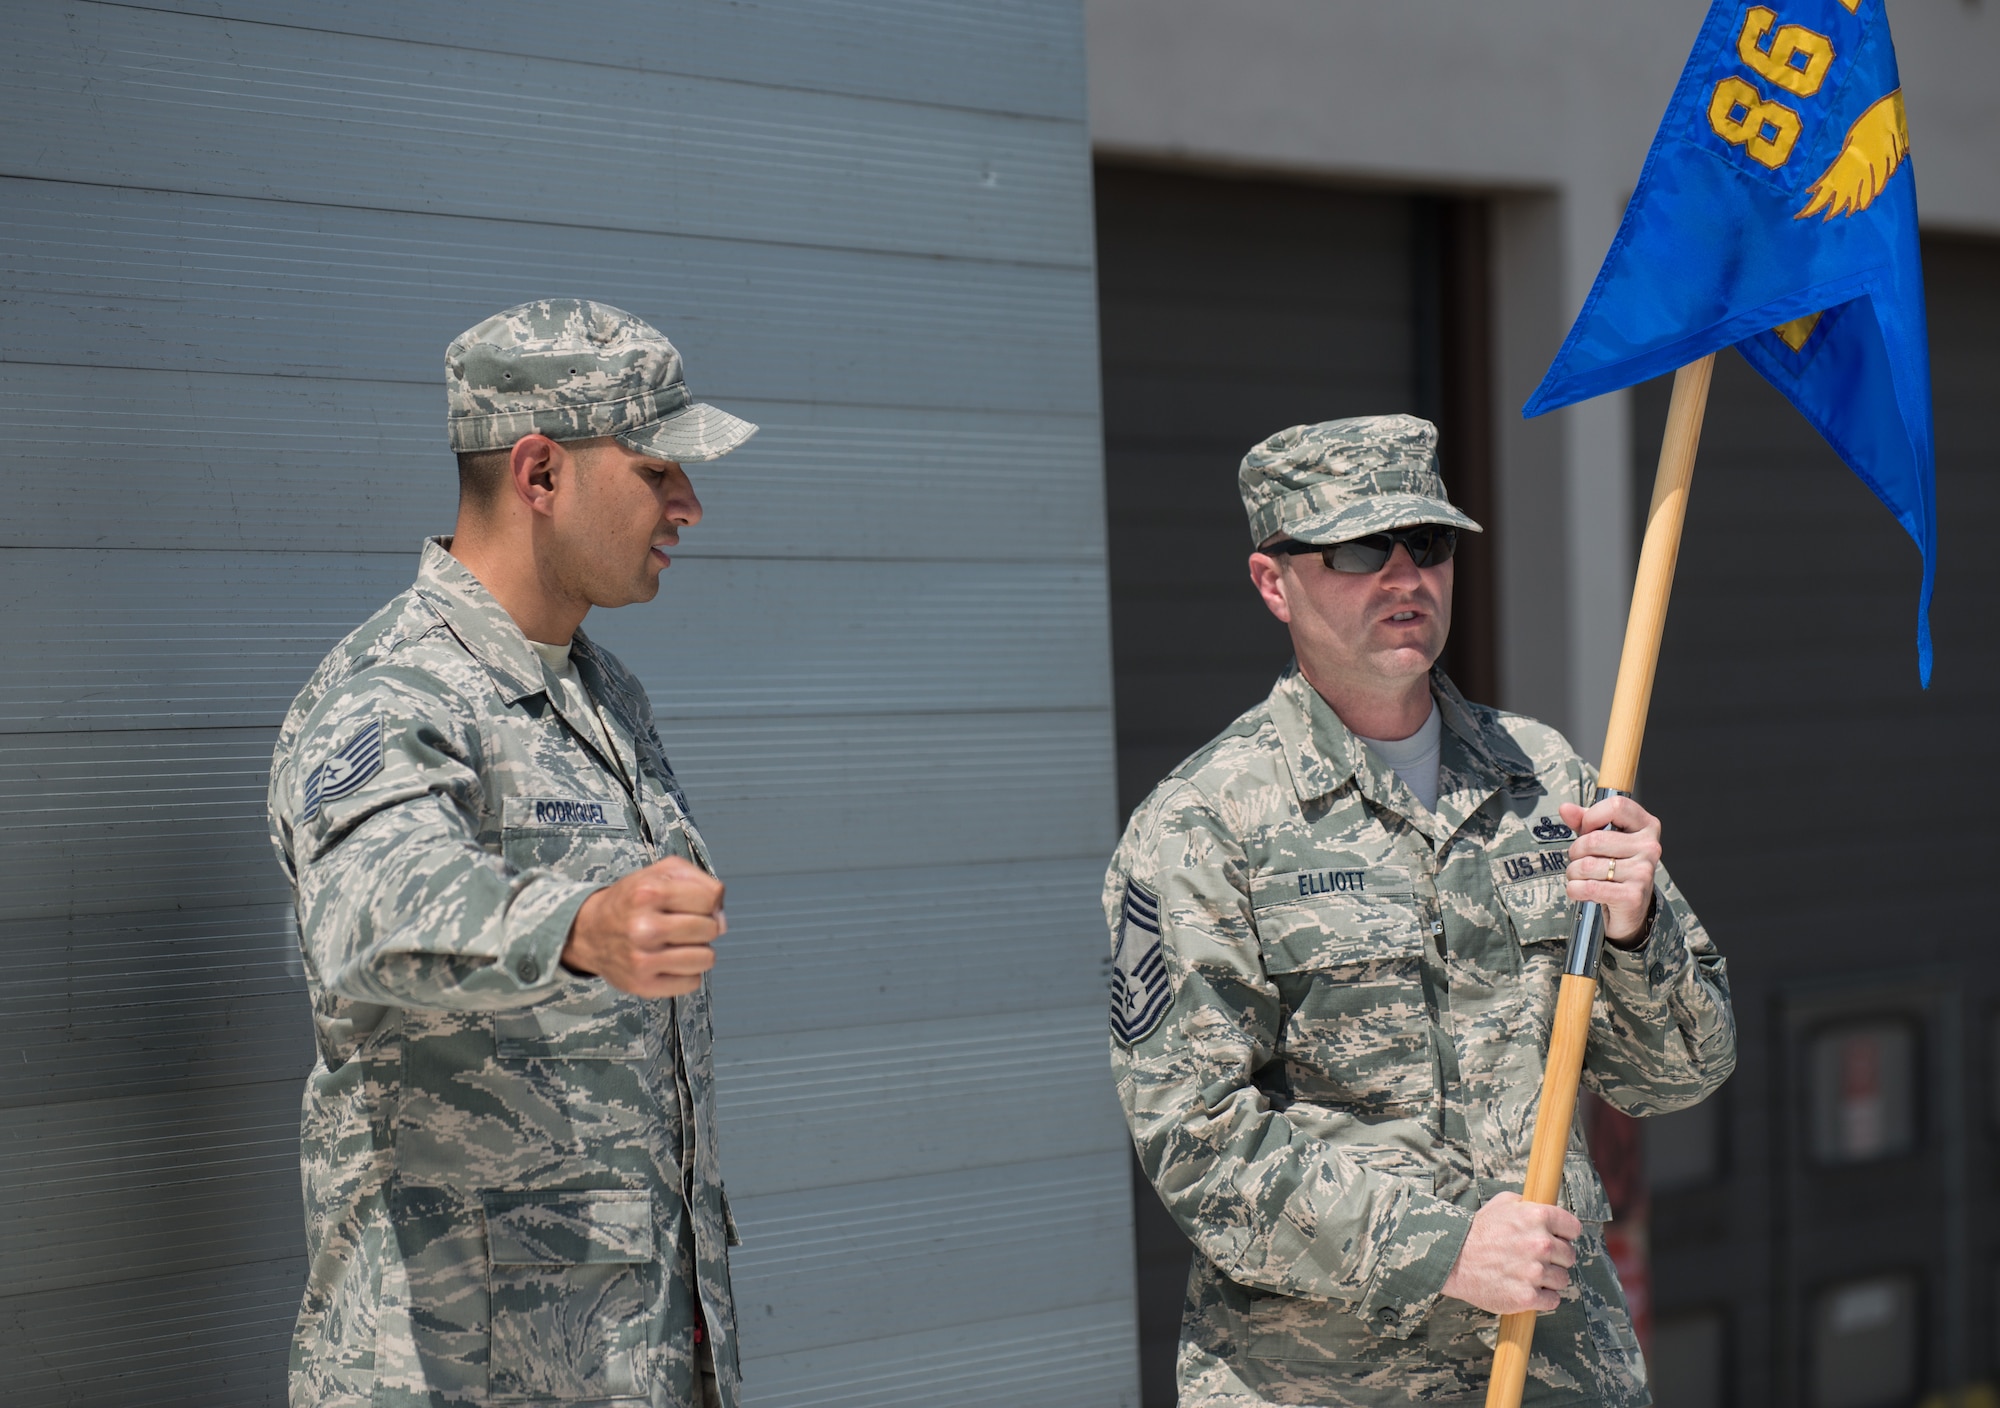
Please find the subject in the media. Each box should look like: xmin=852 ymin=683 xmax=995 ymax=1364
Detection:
xmin=1773 ymin=311 xmax=1822 ymax=351
xmin=1796 ymin=89 xmax=1909 ymax=221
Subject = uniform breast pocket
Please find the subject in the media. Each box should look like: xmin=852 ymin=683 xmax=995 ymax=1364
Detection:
xmin=484 ymin=1191 xmax=660 ymax=1401
xmin=487 ymin=992 xmax=661 ymax=1178
xmin=1477 ymin=1152 xmax=1613 ymax=1227
xmin=1491 ymin=858 xmax=1576 ymax=950
xmin=502 ymin=795 xmax=648 ymax=886
xmin=1250 ymin=867 xmax=1431 ymax=1112
xmin=1561 ymin=1152 xmax=1614 ymax=1226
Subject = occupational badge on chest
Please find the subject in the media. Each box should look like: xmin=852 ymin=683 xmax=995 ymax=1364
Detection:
xmin=1110 ymin=879 xmax=1170 ymax=1046
xmin=1531 ymin=815 xmax=1576 ymax=844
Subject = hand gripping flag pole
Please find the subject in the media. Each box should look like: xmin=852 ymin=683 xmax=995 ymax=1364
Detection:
xmin=1482 ymin=353 xmax=1713 ymax=1408
xmin=1484 ymin=0 xmax=1933 ymax=1399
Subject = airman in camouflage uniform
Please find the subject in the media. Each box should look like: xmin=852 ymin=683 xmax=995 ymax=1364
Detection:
xmin=268 ymin=301 xmax=757 ymax=1407
xmin=1106 ymin=417 xmax=1736 ymax=1407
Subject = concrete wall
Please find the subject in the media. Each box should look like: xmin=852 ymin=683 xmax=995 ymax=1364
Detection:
xmin=1084 ymin=0 xmax=2000 ymax=751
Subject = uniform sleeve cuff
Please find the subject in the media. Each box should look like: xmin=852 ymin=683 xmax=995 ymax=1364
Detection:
xmin=1355 ymin=1192 xmax=1478 ymax=1339
xmin=1601 ymin=889 xmax=1688 ymax=995
xmin=506 ymin=878 xmax=600 ymax=991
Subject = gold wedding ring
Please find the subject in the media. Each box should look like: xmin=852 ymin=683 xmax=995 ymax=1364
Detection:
xmin=1606 ymin=859 xmax=1617 ymax=884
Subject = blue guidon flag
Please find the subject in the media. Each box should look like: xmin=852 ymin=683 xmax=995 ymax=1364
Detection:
xmin=1526 ymin=0 xmax=1937 ymax=682
xmin=1110 ymin=879 xmax=1170 ymax=1046
xmin=303 ymin=718 xmax=384 ymax=823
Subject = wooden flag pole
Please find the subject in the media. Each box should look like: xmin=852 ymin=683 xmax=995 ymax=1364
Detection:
xmin=1483 ymin=352 xmax=1716 ymax=1408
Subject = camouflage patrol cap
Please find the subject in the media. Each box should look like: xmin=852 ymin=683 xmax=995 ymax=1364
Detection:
xmin=1240 ymin=414 xmax=1482 ymax=547
xmin=445 ymin=299 xmax=757 ymax=463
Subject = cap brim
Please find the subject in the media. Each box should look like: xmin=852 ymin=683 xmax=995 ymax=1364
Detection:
xmin=1284 ymin=493 xmax=1482 ymax=545
xmin=615 ymin=401 xmax=759 ymax=464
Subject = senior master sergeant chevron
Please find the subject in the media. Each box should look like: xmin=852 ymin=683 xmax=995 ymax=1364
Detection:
xmin=1106 ymin=416 xmax=1736 ymax=1407
xmin=268 ymin=300 xmax=755 ymax=1408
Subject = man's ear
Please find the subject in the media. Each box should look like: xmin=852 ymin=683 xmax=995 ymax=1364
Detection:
xmin=509 ymin=435 xmax=565 ymax=518
xmin=1248 ymin=551 xmax=1294 ymax=624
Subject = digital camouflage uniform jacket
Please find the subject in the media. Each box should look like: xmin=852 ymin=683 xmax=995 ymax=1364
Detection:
xmin=268 ymin=539 xmax=739 ymax=1408
xmin=1106 ymin=666 xmax=1735 ymax=1408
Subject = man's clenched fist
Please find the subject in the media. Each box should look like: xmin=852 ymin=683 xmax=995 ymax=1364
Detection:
xmin=561 ymin=855 xmax=724 ymax=999
xmin=1440 ymin=1192 xmax=1582 ymax=1316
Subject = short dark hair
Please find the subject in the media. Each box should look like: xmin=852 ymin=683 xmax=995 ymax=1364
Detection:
xmin=456 ymin=447 xmax=511 ymax=514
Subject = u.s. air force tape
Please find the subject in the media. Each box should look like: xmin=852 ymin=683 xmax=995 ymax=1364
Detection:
xmin=1110 ymin=879 xmax=1170 ymax=1046
xmin=303 ymin=718 xmax=384 ymax=822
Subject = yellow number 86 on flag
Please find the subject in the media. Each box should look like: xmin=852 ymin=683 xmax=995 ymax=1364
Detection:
xmin=1704 ymin=5 xmax=1835 ymax=168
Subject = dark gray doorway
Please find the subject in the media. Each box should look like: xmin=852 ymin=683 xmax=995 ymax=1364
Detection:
xmin=1094 ymin=162 xmax=1494 ymax=1405
xmin=1635 ymin=232 xmax=2000 ymax=1408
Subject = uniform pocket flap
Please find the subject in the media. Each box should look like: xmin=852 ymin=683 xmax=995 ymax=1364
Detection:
xmin=1251 ymin=865 xmax=1420 ymax=973
xmin=1474 ymin=1160 xmax=1613 ymax=1225
xmin=1248 ymin=864 xmax=1424 ymax=972
xmin=1561 ymin=1155 xmax=1614 ymax=1225
xmin=494 ymin=997 xmax=650 ymax=1062
xmin=484 ymin=1191 xmax=656 ymax=1265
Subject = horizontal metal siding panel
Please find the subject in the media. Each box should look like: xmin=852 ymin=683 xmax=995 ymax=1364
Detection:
xmin=0 ymin=856 xmax=1110 ymax=1108
xmin=1 ymin=1289 xmax=1137 ymax=1408
xmin=1 ymin=552 xmax=1109 ymax=727
xmin=0 ymin=1081 xmax=304 ymax=1297
xmin=2 ymin=2 xmax=1128 ymax=1400
xmin=0 ymin=364 xmax=1104 ymax=559
xmin=668 ymin=711 xmax=1116 ymax=875
xmin=0 ymin=712 xmax=1114 ymax=922
xmin=2 ymin=905 xmax=310 ymax=1108
xmin=0 ymin=1257 xmax=300 ymax=1407
xmin=0 ymin=1016 xmax=1121 ymax=1298
xmin=715 ymin=1008 xmax=1123 ymax=1199
xmin=0 ymin=550 xmax=1110 ymax=730
xmin=0 ymin=179 xmax=1101 ymax=415
xmin=7 ymin=5 xmax=1092 ymax=267
xmin=0 ymin=1184 xmax=1141 ymax=1407
xmin=741 ymin=1302 xmax=1138 ymax=1408
xmin=557 ymin=560 xmax=1114 ymax=718
xmin=730 ymin=1152 xmax=1130 ymax=1356
xmin=709 ymin=858 xmax=1110 ymax=1041
xmin=0 ymin=729 xmax=290 ymax=923
xmin=0 ymin=554 xmax=409 ymax=734
xmin=141 ymin=0 xmax=1087 ymax=119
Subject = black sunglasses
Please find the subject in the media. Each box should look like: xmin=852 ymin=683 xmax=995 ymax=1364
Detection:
xmin=1265 ymin=525 xmax=1458 ymax=573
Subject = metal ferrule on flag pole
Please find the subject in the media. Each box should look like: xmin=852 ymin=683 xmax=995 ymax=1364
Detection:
xmin=1563 ymin=793 xmax=1627 ymax=981
xmin=1484 ymin=354 xmax=1714 ymax=1408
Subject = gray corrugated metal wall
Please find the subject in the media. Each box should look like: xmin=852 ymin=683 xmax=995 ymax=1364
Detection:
xmin=0 ymin=4 xmax=1134 ymax=1404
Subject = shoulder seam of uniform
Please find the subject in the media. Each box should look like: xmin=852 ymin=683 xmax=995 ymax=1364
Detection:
xmin=1131 ymin=776 xmax=1251 ymax=867
xmin=1167 ymin=703 xmax=1279 ymax=785
xmin=309 ymin=613 xmax=486 ymax=732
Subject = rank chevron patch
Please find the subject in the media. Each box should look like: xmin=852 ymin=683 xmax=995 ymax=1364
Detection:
xmin=303 ymin=718 xmax=384 ymax=822
xmin=1110 ymin=878 xmax=1170 ymax=1046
